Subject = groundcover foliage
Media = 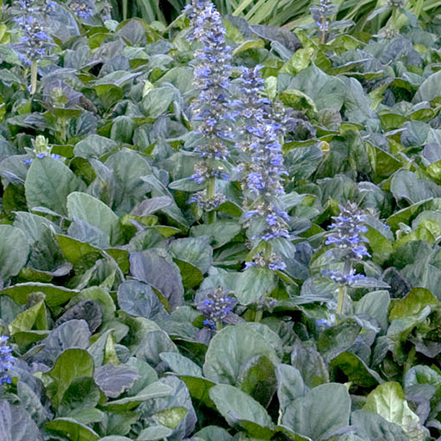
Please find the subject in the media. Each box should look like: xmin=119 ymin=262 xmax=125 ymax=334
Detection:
xmin=1 ymin=0 xmax=441 ymax=440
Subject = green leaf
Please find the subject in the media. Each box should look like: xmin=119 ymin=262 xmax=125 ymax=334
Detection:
xmin=55 ymin=234 xmax=101 ymax=265
xmin=389 ymin=288 xmax=439 ymax=321
xmin=58 ymin=377 xmax=101 ymax=417
xmin=159 ymin=352 xmax=202 ymax=377
xmin=0 ymin=400 xmax=43 ymax=441
xmin=209 ymin=384 xmax=274 ymax=435
xmin=351 ymin=410 xmax=409 ymax=441
xmin=9 ymin=300 xmax=47 ymax=335
xmin=103 ymin=149 xmax=152 ymax=214
xmin=180 ymin=376 xmax=216 ymax=409
xmin=111 ymin=116 xmax=136 ymax=144
xmin=281 ymin=383 xmax=351 ymax=440
xmin=365 ymin=143 xmax=402 ymax=184
xmin=342 ymin=77 xmax=378 ymax=127
xmin=129 ymin=249 xmax=184 ymax=311
xmin=1 ymin=283 xmax=78 ymax=307
xmin=405 ymin=365 xmax=441 ymax=398
xmin=317 ymin=318 xmax=361 ymax=362
xmin=236 ymin=355 xmax=277 ymax=408
xmin=0 ymin=225 xmax=29 ymax=280
xmin=25 ymin=157 xmax=86 ymax=216
xmin=235 ymin=267 xmax=278 ymax=305
xmin=278 ymin=65 xmax=346 ymax=111
xmin=136 ymin=425 xmax=173 ymax=440
xmin=413 ymin=70 xmax=441 ymax=103
xmin=103 ymin=380 xmax=173 ymax=411
xmin=16 ymin=381 xmax=47 ymax=427
xmin=194 ymin=425 xmax=233 ymax=441
xmin=141 ymin=86 xmax=178 ymax=118
xmin=203 ymin=324 xmax=280 ymax=385
xmin=13 ymin=211 xmax=61 ymax=243
xmin=74 ymin=135 xmax=117 ymax=159
xmin=67 ymin=192 xmax=123 ymax=246
xmin=356 ymin=290 xmax=390 ymax=333
xmin=387 ymin=307 xmax=431 ymax=363
xmin=69 ymin=286 xmax=116 ymax=323
xmin=156 ymin=407 xmax=188 ymax=430
xmin=169 ymin=237 xmax=213 ymax=274
xmin=191 ymin=221 xmax=242 ymax=248
xmin=117 ymin=280 xmax=167 ymax=320
xmin=94 ymin=364 xmax=140 ymax=398
xmin=157 ymin=66 xmax=194 ymax=94
xmin=98 ymin=437 xmax=132 ymax=441
xmin=330 ymin=352 xmax=382 ymax=388
xmin=391 ymin=170 xmax=441 ymax=204
xmin=290 ymin=340 xmax=329 ymax=388
xmin=276 ymin=364 xmax=308 ymax=416
xmin=46 ymin=348 xmax=95 ymax=407
xmin=45 ymin=418 xmax=100 ymax=441
xmin=364 ymin=382 xmax=427 ymax=441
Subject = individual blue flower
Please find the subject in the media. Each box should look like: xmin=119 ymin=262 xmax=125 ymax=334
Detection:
xmin=0 ymin=336 xmax=14 ymax=386
xmin=316 ymin=313 xmax=336 ymax=329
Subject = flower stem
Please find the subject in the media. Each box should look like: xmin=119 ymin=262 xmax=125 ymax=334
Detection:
xmin=59 ymin=117 xmax=67 ymax=144
xmin=337 ymin=260 xmax=352 ymax=315
xmin=337 ymin=285 xmax=345 ymax=315
xmin=206 ymin=177 xmax=216 ymax=224
xmin=321 ymin=16 xmax=327 ymax=44
xmin=255 ymin=309 xmax=263 ymax=323
xmin=30 ymin=59 xmax=38 ymax=95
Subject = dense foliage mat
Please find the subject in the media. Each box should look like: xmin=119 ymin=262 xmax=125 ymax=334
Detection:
xmin=1 ymin=0 xmax=441 ymax=440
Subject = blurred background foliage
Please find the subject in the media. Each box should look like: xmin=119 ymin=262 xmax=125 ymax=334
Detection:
xmin=106 ymin=0 xmax=441 ymax=31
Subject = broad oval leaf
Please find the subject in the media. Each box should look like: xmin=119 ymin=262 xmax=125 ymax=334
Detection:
xmin=0 ymin=225 xmax=29 ymax=281
xmin=203 ymin=324 xmax=280 ymax=385
xmin=25 ymin=156 xmax=86 ymax=216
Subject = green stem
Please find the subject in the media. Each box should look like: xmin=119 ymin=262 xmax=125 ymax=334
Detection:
xmin=123 ymin=0 xmax=127 ymax=21
xmin=321 ymin=16 xmax=327 ymax=44
xmin=59 ymin=117 xmax=67 ymax=144
xmin=206 ymin=177 xmax=216 ymax=224
xmin=255 ymin=309 xmax=263 ymax=323
xmin=30 ymin=59 xmax=38 ymax=95
xmin=390 ymin=6 xmax=399 ymax=29
xmin=337 ymin=260 xmax=352 ymax=315
xmin=264 ymin=241 xmax=272 ymax=260
xmin=337 ymin=285 xmax=345 ymax=315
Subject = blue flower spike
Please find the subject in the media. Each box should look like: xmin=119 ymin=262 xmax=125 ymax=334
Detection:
xmin=0 ymin=336 xmax=14 ymax=386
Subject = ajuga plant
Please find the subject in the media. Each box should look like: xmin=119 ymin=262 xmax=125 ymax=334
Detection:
xmin=322 ymin=202 xmax=370 ymax=315
xmin=0 ymin=336 xmax=14 ymax=386
xmin=10 ymin=0 xmax=55 ymax=94
xmin=185 ymin=0 xmax=235 ymax=223
xmin=310 ymin=0 xmax=338 ymax=44
xmin=235 ymin=66 xmax=289 ymax=272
